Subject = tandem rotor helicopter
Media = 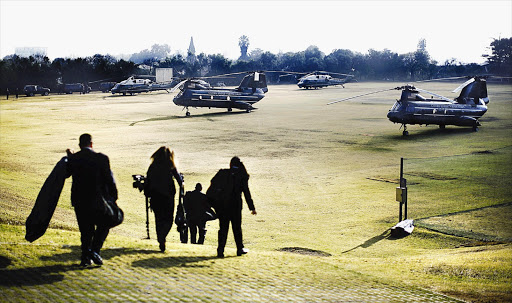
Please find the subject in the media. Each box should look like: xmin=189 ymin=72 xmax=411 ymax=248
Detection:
xmin=170 ymin=71 xmax=268 ymax=116
xmin=281 ymin=71 xmax=355 ymax=89
xmin=328 ymin=76 xmax=491 ymax=136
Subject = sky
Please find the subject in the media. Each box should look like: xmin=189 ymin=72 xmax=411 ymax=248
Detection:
xmin=1 ymin=0 xmax=511 ymax=64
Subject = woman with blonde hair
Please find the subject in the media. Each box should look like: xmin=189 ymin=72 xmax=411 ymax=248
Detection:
xmin=145 ymin=146 xmax=183 ymax=252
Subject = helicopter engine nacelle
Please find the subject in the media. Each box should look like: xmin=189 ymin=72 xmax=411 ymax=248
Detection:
xmin=456 ymin=78 xmax=488 ymax=104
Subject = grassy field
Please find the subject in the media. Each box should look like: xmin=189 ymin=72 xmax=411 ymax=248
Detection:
xmin=1 ymin=81 xmax=511 ymax=302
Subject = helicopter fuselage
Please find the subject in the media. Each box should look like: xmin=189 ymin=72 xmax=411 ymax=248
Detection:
xmin=298 ymin=75 xmax=347 ymax=89
xmin=173 ymin=87 xmax=266 ymax=110
xmin=172 ymin=72 xmax=268 ymax=115
xmin=387 ymin=99 xmax=488 ymax=127
xmin=111 ymin=83 xmax=151 ymax=95
xmin=111 ymin=77 xmax=174 ymax=95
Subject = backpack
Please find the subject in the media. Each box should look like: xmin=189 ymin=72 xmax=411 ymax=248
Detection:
xmin=206 ymin=169 xmax=231 ymax=211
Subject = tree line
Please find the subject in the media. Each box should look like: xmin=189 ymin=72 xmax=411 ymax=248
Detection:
xmin=1 ymin=37 xmax=510 ymax=93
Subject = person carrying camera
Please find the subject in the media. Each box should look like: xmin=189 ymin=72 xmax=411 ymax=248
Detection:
xmin=66 ymin=133 xmax=118 ymax=266
xmin=144 ymin=146 xmax=183 ymax=252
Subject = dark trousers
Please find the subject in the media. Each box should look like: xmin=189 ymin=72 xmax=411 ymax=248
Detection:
xmin=150 ymin=193 xmax=175 ymax=244
xmin=188 ymin=219 xmax=206 ymax=244
xmin=217 ymin=208 xmax=243 ymax=254
xmin=74 ymin=206 xmax=110 ymax=258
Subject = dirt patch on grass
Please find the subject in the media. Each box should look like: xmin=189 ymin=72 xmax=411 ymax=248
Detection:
xmin=278 ymin=247 xmax=332 ymax=257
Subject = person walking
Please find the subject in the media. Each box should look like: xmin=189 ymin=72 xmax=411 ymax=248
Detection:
xmin=216 ymin=156 xmax=257 ymax=258
xmin=184 ymin=183 xmax=214 ymax=244
xmin=66 ymin=133 xmax=118 ymax=266
xmin=145 ymin=146 xmax=183 ymax=252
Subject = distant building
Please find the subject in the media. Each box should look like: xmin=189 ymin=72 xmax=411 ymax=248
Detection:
xmin=187 ymin=37 xmax=196 ymax=63
xmin=15 ymin=47 xmax=47 ymax=58
xmin=156 ymin=68 xmax=173 ymax=83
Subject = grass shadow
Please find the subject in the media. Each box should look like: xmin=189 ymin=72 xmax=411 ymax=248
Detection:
xmin=131 ymin=255 xmax=226 ymax=269
xmin=175 ymin=110 xmax=250 ymax=119
xmin=384 ymin=127 xmax=477 ymax=140
xmin=129 ymin=110 xmax=249 ymax=126
xmin=129 ymin=116 xmax=180 ymax=126
xmin=0 ymin=255 xmax=12 ymax=268
xmin=0 ymin=246 xmax=214 ymax=287
xmin=341 ymin=229 xmax=391 ymax=253
xmin=0 ymin=263 xmax=99 ymax=287
xmin=39 ymin=246 xmax=163 ymax=263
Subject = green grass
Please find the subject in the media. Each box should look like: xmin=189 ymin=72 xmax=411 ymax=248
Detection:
xmin=1 ymin=82 xmax=512 ymax=302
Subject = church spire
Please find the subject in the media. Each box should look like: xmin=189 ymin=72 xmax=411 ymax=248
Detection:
xmin=188 ymin=37 xmax=196 ymax=56
xmin=187 ymin=36 xmax=196 ymax=63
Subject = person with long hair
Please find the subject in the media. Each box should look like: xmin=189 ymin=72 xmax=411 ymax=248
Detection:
xmin=216 ymin=156 xmax=257 ymax=258
xmin=145 ymin=146 xmax=183 ymax=252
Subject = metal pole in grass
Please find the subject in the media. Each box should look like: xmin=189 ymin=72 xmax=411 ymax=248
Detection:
xmin=401 ymin=158 xmax=407 ymax=220
xmin=392 ymin=158 xmax=413 ymax=237
xmin=396 ymin=157 xmax=408 ymax=222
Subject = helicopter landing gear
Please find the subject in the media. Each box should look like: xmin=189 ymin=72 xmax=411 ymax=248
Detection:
xmin=473 ymin=125 xmax=479 ymax=132
xmin=439 ymin=125 xmax=445 ymax=129
xmin=402 ymin=124 xmax=409 ymax=136
xmin=185 ymin=107 xmax=191 ymax=117
xmin=228 ymin=108 xmax=232 ymax=112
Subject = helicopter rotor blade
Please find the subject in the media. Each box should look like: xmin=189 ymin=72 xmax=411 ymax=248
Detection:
xmin=316 ymin=71 xmax=354 ymax=77
xmin=278 ymin=73 xmax=302 ymax=78
xmin=206 ymin=71 xmax=265 ymax=78
xmin=169 ymin=79 xmax=188 ymax=93
xmin=87 ymin=78 xmax=115 ymax=84
xmin=327 ymin=88 xmax=396 ymax=105
xmin=415 ymin=88 xmax=453 ymax=102
xmin=452 ymin=77 xmax=475 ymax=93
xmin=414 ymin=76 xmax=468 ymax=83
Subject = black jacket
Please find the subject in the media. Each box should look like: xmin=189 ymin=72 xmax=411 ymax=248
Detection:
xmin=184 ymin=190 xmax=211 ymax=222
xmin=67 ymin=148 xmax=117 ymax=209
xmin=145 ymin=163 xmax=182 ymax=198
xmin=228 ymin=167 xmax=254 ymax=212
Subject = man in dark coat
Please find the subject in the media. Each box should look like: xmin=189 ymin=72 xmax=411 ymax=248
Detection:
xmin=184 ymin=183 xmax=213 ymax=244
xmin=66 ymin=133 xmax=118 ymax=266
xmin=216 ymin=157 xmax=257 ymax=258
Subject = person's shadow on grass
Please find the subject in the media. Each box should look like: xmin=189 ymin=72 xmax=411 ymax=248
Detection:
xmin=0 ymin=246 xmax=221 ymax=287
xmin=39 ymin=245 xmax=163 ymax=263
xmin=0 ymin=246 xmax=163 ymax=287
xmin=42 ymin=245 xmax=222 ymax=269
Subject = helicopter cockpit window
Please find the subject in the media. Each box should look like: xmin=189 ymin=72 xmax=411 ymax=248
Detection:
xmin=390 ymin=101 xmax=401 ymax=111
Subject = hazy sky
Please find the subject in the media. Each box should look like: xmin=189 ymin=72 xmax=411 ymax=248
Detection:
xmin=1 ymin=0 xmax=511 ymax=64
